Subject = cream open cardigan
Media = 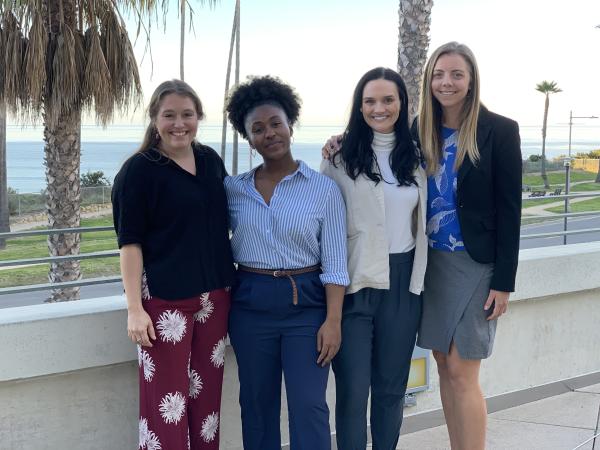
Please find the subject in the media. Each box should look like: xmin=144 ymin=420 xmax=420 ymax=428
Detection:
xmin=320 ymin=155 xmax=428 ymax=295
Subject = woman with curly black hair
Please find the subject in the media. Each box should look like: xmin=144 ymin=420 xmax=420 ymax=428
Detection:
xmin=224 ymin=75 xmax=349 ymax=450
xmin=321 ymin=67 xmax=427 ymax=449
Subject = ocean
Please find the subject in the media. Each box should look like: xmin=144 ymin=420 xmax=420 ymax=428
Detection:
xmin=6 ymin=124 xmax=600 ymax=193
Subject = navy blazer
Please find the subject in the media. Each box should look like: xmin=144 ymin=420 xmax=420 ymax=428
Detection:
xmin=412 ymin=107 xmax=522 ymax=292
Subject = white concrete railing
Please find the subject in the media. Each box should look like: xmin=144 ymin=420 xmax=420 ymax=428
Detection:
xmin=1 ymin=242 xmax=600 ymax=449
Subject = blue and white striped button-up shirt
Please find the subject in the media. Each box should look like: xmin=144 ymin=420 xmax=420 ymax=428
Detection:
xmin=225 ymin=160 xmax=350 ymax=287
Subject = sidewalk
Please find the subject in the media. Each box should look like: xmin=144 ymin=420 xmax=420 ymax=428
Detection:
xmin=393 ymin=384 xmax=600 ymax=450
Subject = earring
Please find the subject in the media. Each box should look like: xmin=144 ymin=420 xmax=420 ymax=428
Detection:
xmin=290 ymin=135 xmax=295 ymax=146
xmin=250 ymin=147 xmax=256 ymax=157
xmin=154 ymin=128 xmax=160 ymax=141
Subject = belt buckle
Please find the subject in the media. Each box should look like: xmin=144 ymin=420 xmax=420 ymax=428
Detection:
xmin=273 ymin=270 xmax=282 ymax=277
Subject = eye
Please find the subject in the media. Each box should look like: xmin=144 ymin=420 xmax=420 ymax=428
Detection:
xmin=363 ymin=99 xmax=374 ymax=105
xmin=252 ymin=127 xmax=263 ymax=134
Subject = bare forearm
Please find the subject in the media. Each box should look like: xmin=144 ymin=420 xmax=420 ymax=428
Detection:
xmin=120 ymin=244 xmax=144 ymax=312
xmin=324 ymin=284 xmax=345 ymax=321
xmin=316 ymin=283 xmax=345 ymax=365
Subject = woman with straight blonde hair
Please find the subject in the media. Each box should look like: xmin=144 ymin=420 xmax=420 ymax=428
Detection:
xmin=415 ymin=42 xmax=522 ymax=449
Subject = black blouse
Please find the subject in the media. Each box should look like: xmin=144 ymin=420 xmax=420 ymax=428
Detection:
xmin=112 ymin=143 xmax=235 ymax=300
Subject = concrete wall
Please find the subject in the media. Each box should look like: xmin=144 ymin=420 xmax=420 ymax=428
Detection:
xmin=1 ymin=242 xmax=600 ymax=449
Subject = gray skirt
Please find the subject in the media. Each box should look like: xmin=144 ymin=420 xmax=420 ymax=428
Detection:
xmin=417 ymin=247 xmax=496 ymax=360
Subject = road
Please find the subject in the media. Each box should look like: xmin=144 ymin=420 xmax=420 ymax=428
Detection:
xmin=520 ymin=214 xmax=600 ymax=248
xmin=2 ymin=215 xmax=599 ymax=309
xmin=0 ymin=282 xmax=124 ymax=309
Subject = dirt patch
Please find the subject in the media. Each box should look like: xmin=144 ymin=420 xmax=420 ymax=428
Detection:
xmin=9 ymin=205 xmax=113 ymax=231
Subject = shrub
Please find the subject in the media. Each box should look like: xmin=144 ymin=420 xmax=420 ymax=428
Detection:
xmin=81 ymin=171 xmax=111 ymax=187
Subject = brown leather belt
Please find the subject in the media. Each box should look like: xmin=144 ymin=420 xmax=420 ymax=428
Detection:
xmin=237 ymin=264 xmax=321 ymax=305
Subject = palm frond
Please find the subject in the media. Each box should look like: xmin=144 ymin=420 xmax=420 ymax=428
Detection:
xmin=0 ymin=21 xmax=5 ymax=101
xmin=23 ymin=11 xmax=47 ymax=117
xmin=82 ymin=26 xmax=112 ymax=124
xmin=73 ymin=29 xmax=86 ymax=101
xmin=101 ymin=8 xmax=126 ymax=107
xmin=2 ymin=11 xmax=26 ymax=115
xmin=535 ymin=80 xmax=562 ymax=94
xmin=117 ymin=26 xmax=142 ymax=112
xmin=2 ymin=0 xmax=214 ymax=123
xmin=48 ymin=25 xmax=79 ymax=125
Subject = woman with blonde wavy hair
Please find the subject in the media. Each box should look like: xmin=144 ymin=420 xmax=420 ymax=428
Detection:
xmin=414 ymin=42 xmax=522 ymax=449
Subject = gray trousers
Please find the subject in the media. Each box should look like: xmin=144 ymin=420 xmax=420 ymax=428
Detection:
xmin=332 ymin=251 xmax=422 ymax=450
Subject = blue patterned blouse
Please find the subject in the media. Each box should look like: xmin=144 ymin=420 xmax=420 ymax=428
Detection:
xmin=426 ymin=127 xmax=465 ymax=252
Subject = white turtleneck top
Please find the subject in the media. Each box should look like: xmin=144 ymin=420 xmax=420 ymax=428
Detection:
xmin=372 ymin=131 xmax=418 ymax=253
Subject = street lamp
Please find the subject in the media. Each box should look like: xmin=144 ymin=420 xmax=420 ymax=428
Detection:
xmin=567 ymin=111 xmax=598 ymax=158
xmin=563 ymin=111 xmax=598 ymax=244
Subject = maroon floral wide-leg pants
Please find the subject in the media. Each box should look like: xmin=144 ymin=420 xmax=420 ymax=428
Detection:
xmin=137 ymin=287 xmax=231 ymax=450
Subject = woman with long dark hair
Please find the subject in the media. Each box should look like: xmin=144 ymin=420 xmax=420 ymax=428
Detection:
xmin=321 ymin=67 xmax=427 ymax=449
xmin=112 ymin=79 xmax=235 ymax=450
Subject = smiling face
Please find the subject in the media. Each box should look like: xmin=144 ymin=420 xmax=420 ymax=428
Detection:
xmin=361 ymin=79 xmax=401 ymax=134
xmin=431 ymin=52 xmax=472 ymax=119
xmin=154 ymin=93 xmax=199 ymax=154
xmin=245 ymin=104 xmax=293 ymax=162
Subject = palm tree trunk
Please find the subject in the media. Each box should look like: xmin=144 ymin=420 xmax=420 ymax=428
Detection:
xmin=397 ymin=0 xmax=433 ymax=122
xmin=231 ymin=0 xmax=241 ymax=175
xmin=44 ymin=106 xmax=82 ymax=301
xmin=541 ymin=94 xmax=549 ymax=189
xmin=232 ymin=0 xmax=240 ymax=175
xmin=180 ymin=0 xmax=186 ymax=81
xmin=0 ymin=100 xmax=9 ymax=249
xmin=221 ymin=0 xmax=240 ymax=162
xmin=595 ymin=164 xmax=600 ymax=183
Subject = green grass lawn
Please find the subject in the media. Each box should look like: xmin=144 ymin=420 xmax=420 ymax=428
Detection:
xmin=571 ymin=182 xmax=600 ymax=192
xmin=522 ymin=170 xmax=596 ymax=187
xmin=546 ymin=197 xmax=600 ymax=214
xmin=0 ymin=259 xmax=120 ymax=288
xmin=0 ymin=216 xmax=119 ymax=288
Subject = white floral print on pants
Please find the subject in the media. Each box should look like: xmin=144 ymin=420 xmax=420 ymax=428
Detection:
xmin=138 ymin=288 xmax=230 ymax=450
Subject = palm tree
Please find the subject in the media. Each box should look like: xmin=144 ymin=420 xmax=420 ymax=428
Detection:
xmin=178 ymin=1 xmax=219 ymax=81
xmin=220 ymin=0 xmax=240 ymax=173
xmin=397 ymin=0 xmax=433 ymax=121
xmin=536 ymin=81 xmax=562 ymax=189
xmin=0 ymin=99 xmax=7 ymax=250
xmin=1 ymin=16 xmax=8 ymax=248
xmin=0 ymin=1 xmax=165 ymax=301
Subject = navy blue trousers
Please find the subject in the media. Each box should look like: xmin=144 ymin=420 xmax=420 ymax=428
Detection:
xmin=332 ymin=251 xmax=422 ymax=450
xmin=229 ymin=270 xmax=331 ymax=450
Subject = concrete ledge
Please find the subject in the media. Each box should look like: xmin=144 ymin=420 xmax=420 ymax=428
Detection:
xmin=0 ymin=296 xmax=135 ymax=382
xmin=512 ymin=242 xmax=600 ymax=301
